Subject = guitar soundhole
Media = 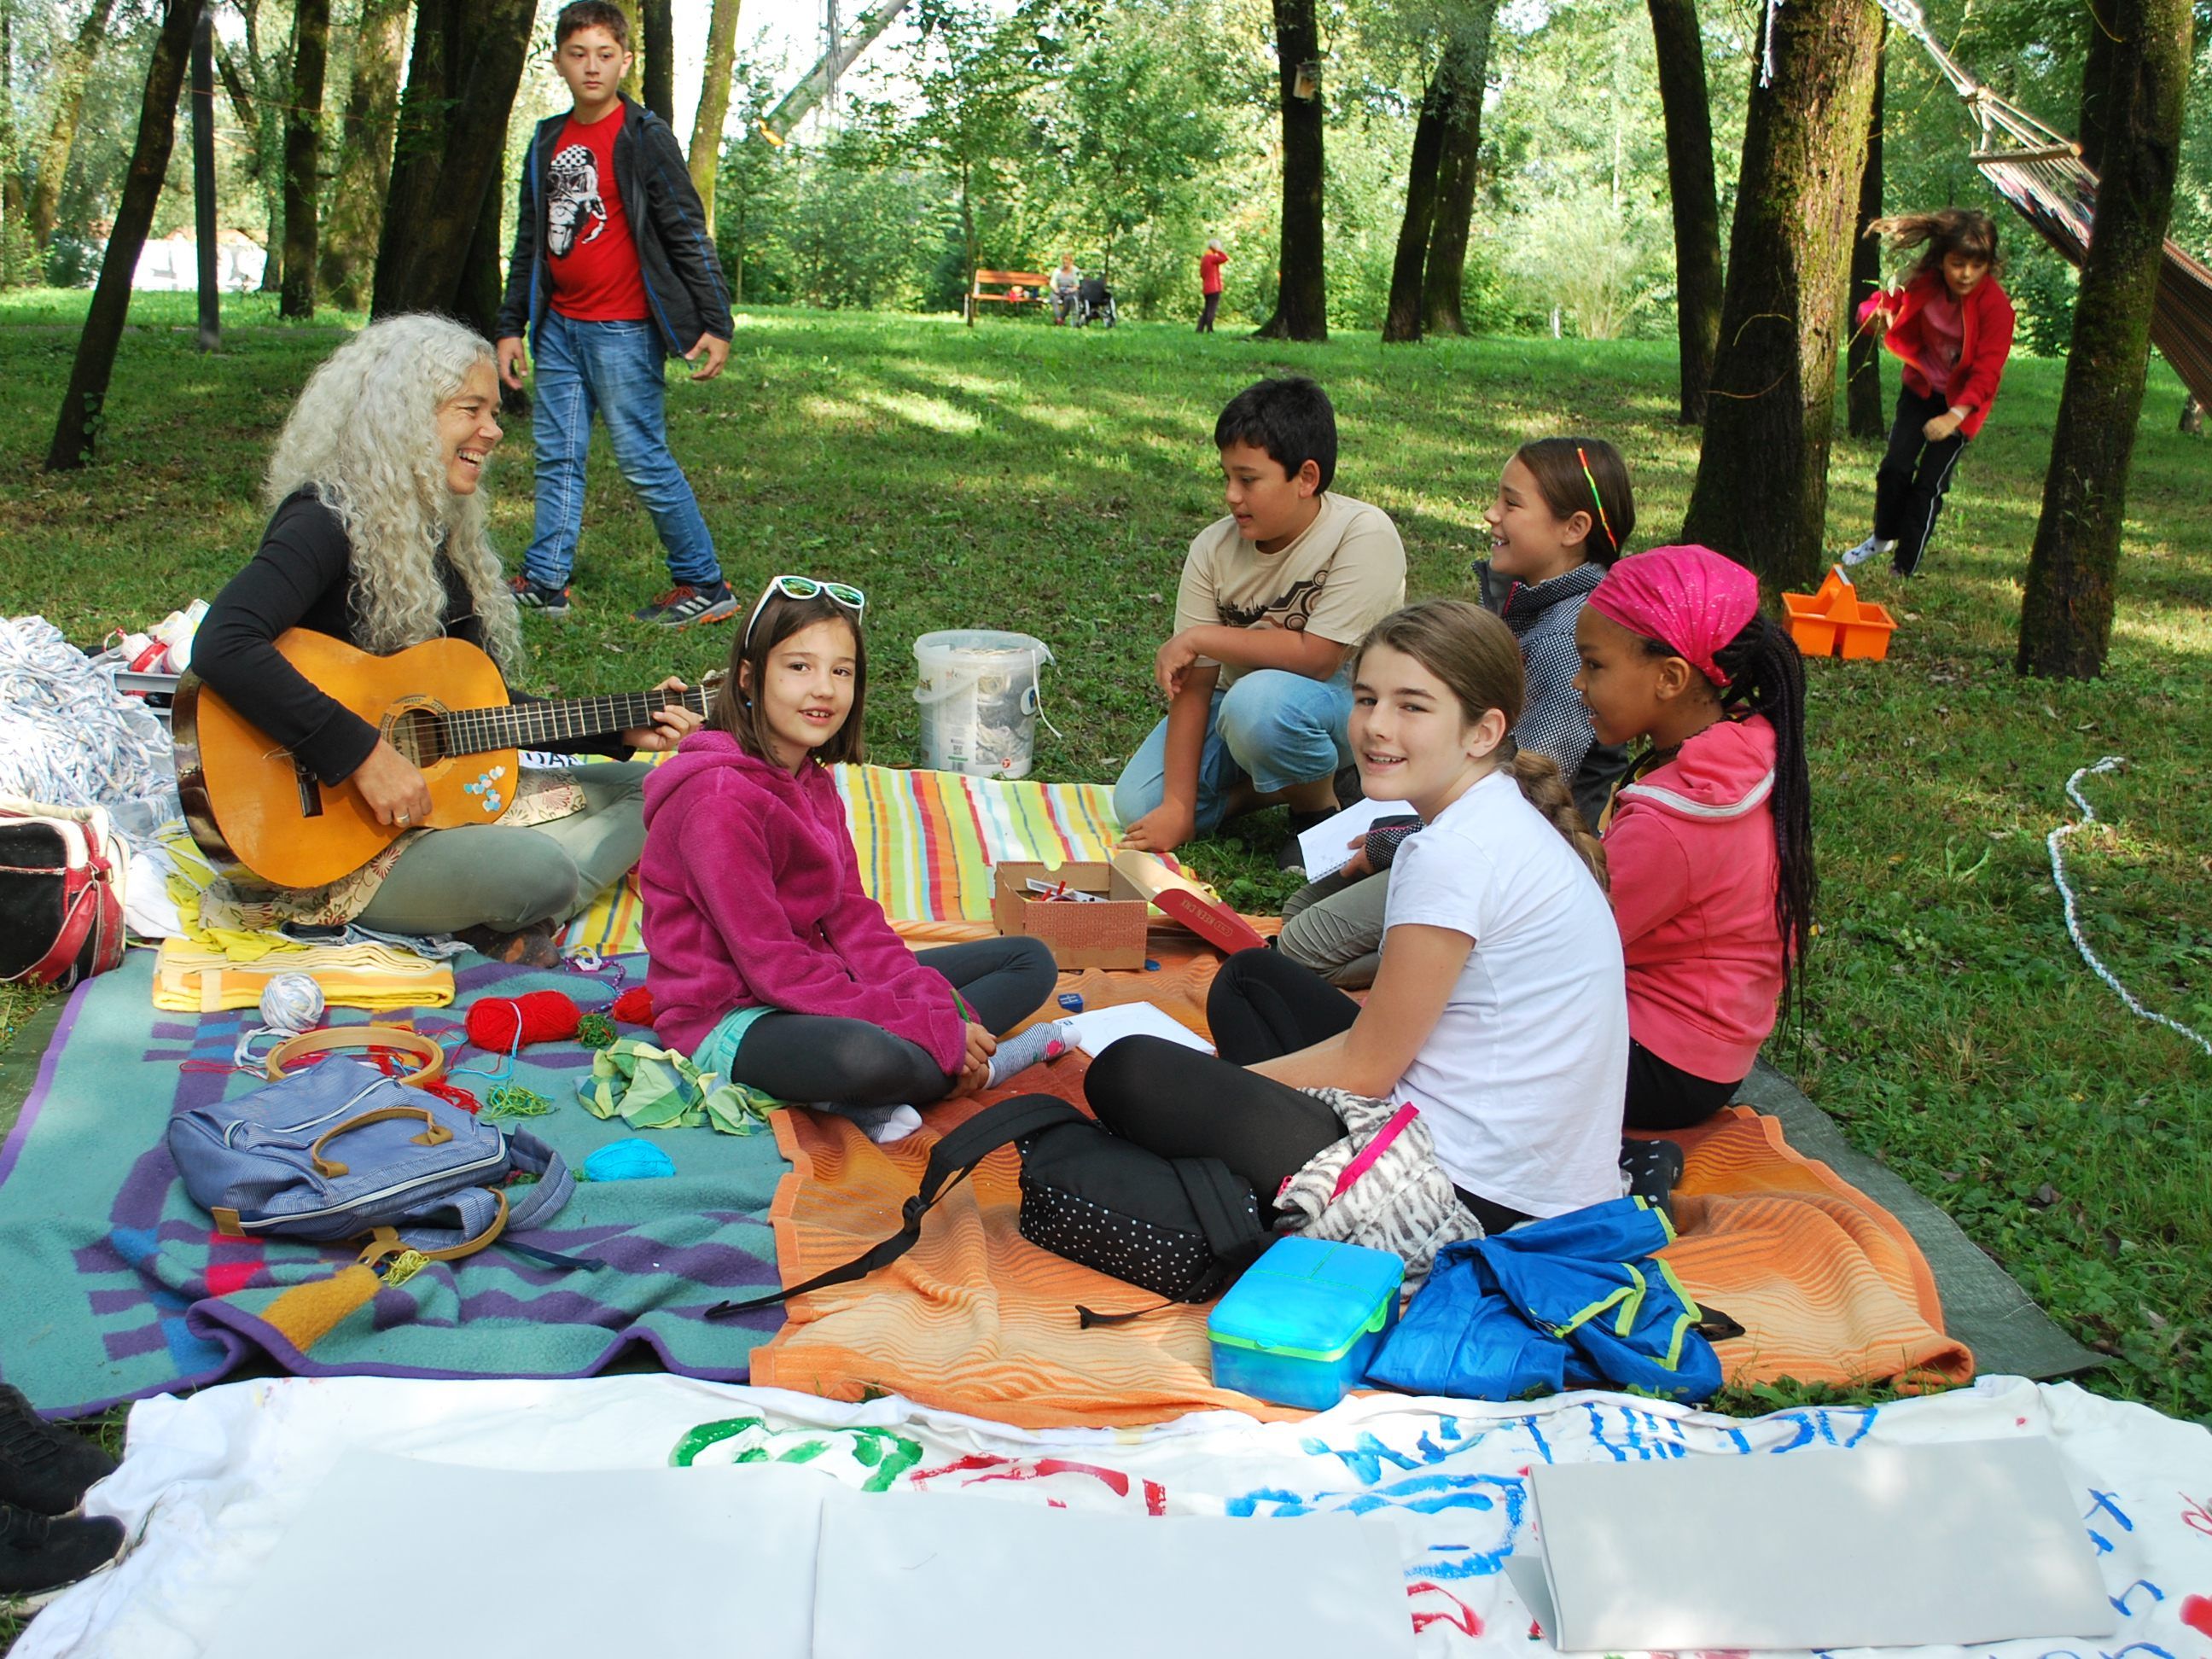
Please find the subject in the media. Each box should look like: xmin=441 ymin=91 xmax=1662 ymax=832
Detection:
xmin=389 ymin=707 xmax=447 ymax=769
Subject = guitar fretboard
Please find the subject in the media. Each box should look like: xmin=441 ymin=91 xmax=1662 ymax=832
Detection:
xmin=438 ymin=686 xmax=713 ymax=756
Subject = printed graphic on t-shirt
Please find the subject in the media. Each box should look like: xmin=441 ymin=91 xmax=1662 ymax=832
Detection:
xmin=1219 ymin=570 xmax=1330 ymax=632
xmin=546 ymin=143 xmax=608 ymax=259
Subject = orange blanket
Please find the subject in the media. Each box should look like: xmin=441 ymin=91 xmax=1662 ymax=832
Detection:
xmin=754 ymin=928 xmax=1972 ymax=1427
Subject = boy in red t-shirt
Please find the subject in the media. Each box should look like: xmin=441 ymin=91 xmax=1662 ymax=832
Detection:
xmin=495 ymin=2 xmax=736 ymax=628
xmin=1197 ymin=239 xmax=1228 ymax=334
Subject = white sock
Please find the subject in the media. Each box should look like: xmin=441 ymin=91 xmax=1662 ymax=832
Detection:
xmin=985 ymin=1021 xmax=1072 ymax=1089
xmin=1875 ymin=537 xmax=1898 ymax=554
xmin=815 ymin=1101 xmax=924 ymax=1144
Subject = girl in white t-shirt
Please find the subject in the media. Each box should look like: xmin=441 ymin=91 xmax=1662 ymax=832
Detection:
xmin=1085 ymin=599 xmax=1628 ymax=1231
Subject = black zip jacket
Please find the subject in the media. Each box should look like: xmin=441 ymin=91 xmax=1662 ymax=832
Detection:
xmin=494 ymin=94 xmax=733 ymax=358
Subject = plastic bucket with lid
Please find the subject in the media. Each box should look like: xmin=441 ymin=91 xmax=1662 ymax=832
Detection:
xmin=911 ymin=630 xmax=1054 ymax=778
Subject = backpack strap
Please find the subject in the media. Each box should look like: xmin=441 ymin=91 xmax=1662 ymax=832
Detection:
xmin=1074 ymin=1156 xmax=1266 ymax=1328
xmin=706 ymin=1094 xmax=1086 ymax=1319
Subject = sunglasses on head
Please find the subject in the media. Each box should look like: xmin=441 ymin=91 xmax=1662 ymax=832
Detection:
xmin=743 ymin=574 xmax=867 ymax=647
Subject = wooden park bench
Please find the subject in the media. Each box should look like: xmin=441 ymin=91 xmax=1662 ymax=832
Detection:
xmin=964 ymin=268 xmax=1050 ymax=324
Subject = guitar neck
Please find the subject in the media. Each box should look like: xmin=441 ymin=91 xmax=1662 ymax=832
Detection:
xmin=439 ymin=685 xmax=713 ymax=755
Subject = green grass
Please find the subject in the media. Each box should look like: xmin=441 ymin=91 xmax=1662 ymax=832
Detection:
xmin=2 ymin=289 xmax=2208 ymax=1444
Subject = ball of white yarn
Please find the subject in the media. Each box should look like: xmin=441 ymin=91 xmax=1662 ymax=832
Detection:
xmin=259 ymin=972 xmax=326 ymax=1035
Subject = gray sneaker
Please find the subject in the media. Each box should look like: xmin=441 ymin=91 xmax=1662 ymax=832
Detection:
xmin=509 ymin=573 xmax=572 ymax=616
xmin=634 ymin=581 xmax=738 ymax=628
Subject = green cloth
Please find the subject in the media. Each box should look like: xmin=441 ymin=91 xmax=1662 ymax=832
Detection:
xmin=579 ymin=1036 xmax=784 ymax=1136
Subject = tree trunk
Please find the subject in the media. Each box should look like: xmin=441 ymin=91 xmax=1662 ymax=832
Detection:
xmin=1254 ymin=0 xmax=1326 ymax=341
xmin=26 ymin=0 xmax=119 ymax=248
xmin=191 ymin=9 xmax=219 ymax=350
xmin=319 ymin=0 xmax=408 ymax=310
xmin=761 ymin=0 xmax=912 ymax=140
xmin=46 ymin=0 xmax=201 ymax=471
xmin=278 ymin=0 xmax=330 ymax=319
xmin=1676 ymin=0 xmax=1882 ymax=590
xmin=3 ymin=6 xmax=27 ymax=279
xmin=690 ymin=0 xmax=744 ymax=235
xmin=1846 ymin=20 xmax=1886 ymax=439
xmin=2016 ymin=0 xmax=2192 ymax=679
xmin=641 ymin=0 xmax=674 ymax=123
xmin=1381 ymin=51 xmax=1454 ymax=343
xmin=1418 ymin=14 xmax=1496 ymax=336
xmin=2183 ymin=395 xmax=2203 ymax=435
xmin=2077 ymin=5 xmax=2118 ymax=171
xmin=371 ymin=0 xmax=535 ymax=321
xmin=1647 ymin=0 xmax=1723 ymax=422
xmin=613 ymin=1 xmax=643 ymax=103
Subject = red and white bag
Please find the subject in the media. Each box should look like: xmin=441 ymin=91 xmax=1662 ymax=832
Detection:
xmin=0 ymin=799 xmax=129 ymax=988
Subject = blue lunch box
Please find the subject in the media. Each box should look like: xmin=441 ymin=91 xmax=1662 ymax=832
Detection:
xmin=1207 ymin=1236 xmax=1406 ymax=1410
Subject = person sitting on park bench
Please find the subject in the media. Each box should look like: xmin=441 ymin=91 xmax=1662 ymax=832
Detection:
xmin=1114 ymin=376 xmax=1406 ymax=870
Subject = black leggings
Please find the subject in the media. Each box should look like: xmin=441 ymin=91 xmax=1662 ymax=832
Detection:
xmin=728 ymin=935 xmax=1058 ymax=1108
xmin=1623 ymin=1039 xmax=1738 ymax=1132
xmin=1872 ymin=382 xmax=1970 ymax=578
xmin=1083 ymin=949 xmax=1531 ymax=1231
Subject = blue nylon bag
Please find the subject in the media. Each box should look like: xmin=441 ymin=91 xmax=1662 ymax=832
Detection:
xmin=1365 ymin=1196 xmax=1726 ymax=1403
xmin=167 ymin=1056 xmax=573 ymax=1266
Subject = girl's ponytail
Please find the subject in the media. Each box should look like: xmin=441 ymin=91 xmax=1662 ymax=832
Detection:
xmin=1508 ymin=746 xmax=1608 ymax=892
xmin=1710 ymin=614 xmax=1815 ymax=1018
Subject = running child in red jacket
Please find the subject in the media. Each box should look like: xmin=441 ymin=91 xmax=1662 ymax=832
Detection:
xmin=1843 ymin=207 xmax=2016 ymax=579
xmin=638 ymin=577 xmax=1062 ymax=1143
xmin=1572 ymin=545 xmax=1815 ymax=1132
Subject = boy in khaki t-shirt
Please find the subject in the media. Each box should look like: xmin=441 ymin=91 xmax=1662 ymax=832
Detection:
xmin=1115 ymin=377 xmax=1406 ymax=867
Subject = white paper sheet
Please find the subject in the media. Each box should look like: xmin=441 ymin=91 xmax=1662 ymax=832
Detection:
xmin=204 ymin=1453 xmax=827 ymax=1659
xmin=812 ymin=1492 xmax=1414 ymax=1659
xmin=1295 ymin=797 xmax=1400 ymax=879
xmin=1529 ymin=1436 xmax=2116 ymax=1652
xmin=1058 ymin=1000 xmax=1216 ymax=1058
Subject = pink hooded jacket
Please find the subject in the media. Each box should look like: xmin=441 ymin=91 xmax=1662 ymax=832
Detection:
xmin=638 ymin=731 xmax=967 ymax=1068
xmin=1604 ymin=714 xmax=1784 ymax=1085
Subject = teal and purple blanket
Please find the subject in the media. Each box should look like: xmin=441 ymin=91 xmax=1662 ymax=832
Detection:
xmin=0 ymin=951 xmax=786 ymax=1417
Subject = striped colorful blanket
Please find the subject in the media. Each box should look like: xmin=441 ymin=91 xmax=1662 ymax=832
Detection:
xmin=564 ymin=765 xmax=1129 ymax=953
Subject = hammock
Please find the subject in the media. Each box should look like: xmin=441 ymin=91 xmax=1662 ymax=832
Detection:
xmin=1876 ymin=0 xmax=2212 ymax=407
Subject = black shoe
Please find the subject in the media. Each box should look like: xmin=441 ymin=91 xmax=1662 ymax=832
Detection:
xmin=0 ymin=1387 xmax=116 ymax=1517
xmin=1278 ymin=809 xmax=1335 ymax=874
xmin=1620 ymin=1136 xmax=1685 ymax=1224
xmin=509 ymin=573 xmax=573 ymax=617
xmin=633 ymin=580 xmax=738 ymax=628
xmin=455 ymin=922 xmax=563 ymax=969
xmin=0 ymin=1504 xmax=125 ymax=1601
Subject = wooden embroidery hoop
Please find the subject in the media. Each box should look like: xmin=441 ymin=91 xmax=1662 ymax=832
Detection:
xmin=263 ymin=1026 xmax=447 ymax=1086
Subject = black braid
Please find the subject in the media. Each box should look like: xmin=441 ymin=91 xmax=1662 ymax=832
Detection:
xmin=1710 ymin=614 xmax=1816 ymax=1022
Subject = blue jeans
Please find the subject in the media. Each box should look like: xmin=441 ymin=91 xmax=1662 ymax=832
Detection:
xmin=1111 ymin=669 xmax=1353 ymax=835
xmin=522 ymin=311 xmax=721 ymax=590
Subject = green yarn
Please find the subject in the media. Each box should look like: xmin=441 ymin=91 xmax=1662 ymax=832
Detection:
xmin=577 ymin=1013 xmax=617 ymax=1051
xmin=483 ymin=1083 xmax=554 ymax=1120
xmin=383 ymin=1249 xmax=431 ymax=1287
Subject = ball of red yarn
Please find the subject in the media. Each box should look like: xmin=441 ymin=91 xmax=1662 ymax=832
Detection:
xmin=464 ymin=990 xmax=581 ymax=1052
xmin=610 ymin=987 xmax=655 ymax=1026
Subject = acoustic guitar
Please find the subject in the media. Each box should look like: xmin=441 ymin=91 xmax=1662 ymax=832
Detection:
xmin=174 ymin=630 xmax=714 ymax=889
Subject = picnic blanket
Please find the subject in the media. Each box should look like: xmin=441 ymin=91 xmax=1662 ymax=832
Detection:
xmin=751 ymin=928 xmax=1973 ymax=1427
xmin=0 ymin=951 xmax=785 ymax=1417
xmin=20 ymin=1371 xmax=2211 ymax=1658
xmin=563 ymin=763 xmax=1132 ymax=953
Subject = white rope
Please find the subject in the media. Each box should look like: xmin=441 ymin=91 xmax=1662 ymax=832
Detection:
xmin=2046 ymin=756 xmax=2212 ymax=1058
xmin=1758 ymin=0 xmax=1781 ymax=87
xmin=0 ymin=616 xmax=178 ymax=820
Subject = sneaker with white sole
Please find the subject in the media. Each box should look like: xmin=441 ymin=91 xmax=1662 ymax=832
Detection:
xmin=634 ymin=581 xmax=739 ymax=628
xmin=509 ymin=573 xmax=573 ymax=616
xmin=0 ymin=1504 xmax=125 ymax=1604
xmin=1839 ymin=536 xmax=1893 ymax=568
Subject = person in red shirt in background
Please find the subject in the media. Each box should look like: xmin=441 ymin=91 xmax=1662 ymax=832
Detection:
xmin=1842 ymin=208 xmax=2016 ymax=579
xmin=1197 ymin=239 xmax=1229 ymax=334
xmin=496 ymin=2 xmax=737 ymax=629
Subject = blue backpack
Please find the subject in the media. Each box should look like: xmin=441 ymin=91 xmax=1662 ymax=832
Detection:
xmin=167 ymin=1056 xmax=573 ymax=1268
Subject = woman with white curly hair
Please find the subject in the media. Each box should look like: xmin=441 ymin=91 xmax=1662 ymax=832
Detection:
xmin=192 ymin=313 xmax=699 ymax=959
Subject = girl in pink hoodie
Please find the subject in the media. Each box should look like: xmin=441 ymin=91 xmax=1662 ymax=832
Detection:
xmin=638 ymin=578 xmax=1062 ymax=1141
xmin=1572 ymin=545 xmax=1815 ymax=1131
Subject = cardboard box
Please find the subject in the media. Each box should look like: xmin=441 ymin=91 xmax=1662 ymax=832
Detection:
xmin=992 ymin=861 xmax=1150 ymax=969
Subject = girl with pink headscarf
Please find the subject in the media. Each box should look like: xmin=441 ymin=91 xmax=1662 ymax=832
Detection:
xmin=1572 ymin=545 xmax=1816 ymax=1133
